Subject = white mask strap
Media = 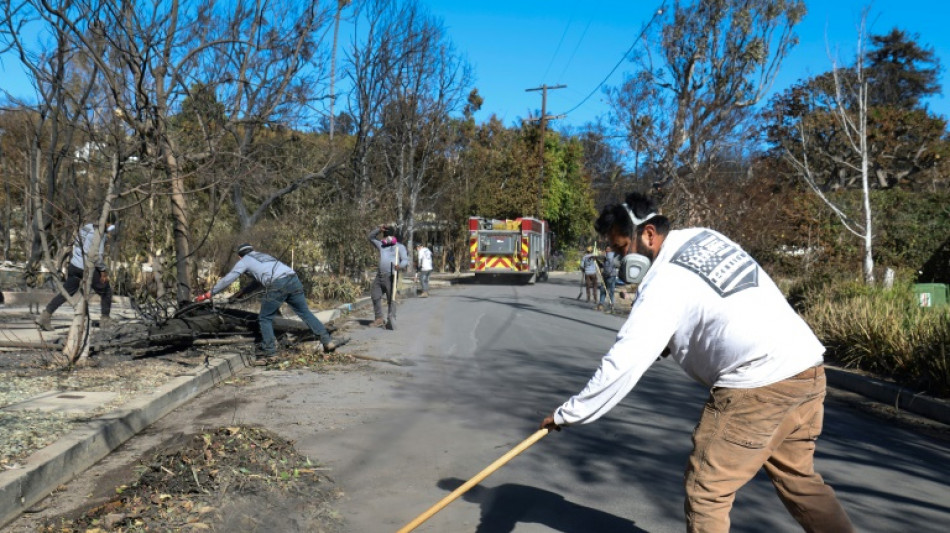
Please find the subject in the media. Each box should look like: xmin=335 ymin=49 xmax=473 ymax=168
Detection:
xmin=622 ymin=203 xmax=657 ymax=227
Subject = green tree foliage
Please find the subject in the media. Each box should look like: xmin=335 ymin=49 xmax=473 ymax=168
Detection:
xmin=762 ymin=27 xmax=949 ymax=192
xmin=763 ymin=75 xmax=950 ymax=191
xmin=866 ymin=28 xmax=942 ymax=109
xmin=457 ymin=118 xmax=596 ymax=248
xmin=464 ymin=117 xmax=537 ymax=219
xmin=173 ymin=83 xmax=227 ymax=143
xmin=540 ymin=135 xmax=597 ymax=246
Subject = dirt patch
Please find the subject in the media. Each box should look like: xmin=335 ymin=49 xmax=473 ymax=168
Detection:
xmin=38 ymin=426 xmax=343 ymax=532
xmin=197 ymin=398 xmax=251 ymax=421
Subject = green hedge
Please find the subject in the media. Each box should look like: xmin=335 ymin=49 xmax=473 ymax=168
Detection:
xmin=799 ymin=277 xmax=950 ymax=398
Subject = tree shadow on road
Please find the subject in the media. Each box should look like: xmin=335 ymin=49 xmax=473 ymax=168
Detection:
xmin=436 ymin=477 xmax=648 ymax=533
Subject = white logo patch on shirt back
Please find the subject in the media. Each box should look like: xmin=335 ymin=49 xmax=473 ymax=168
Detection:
xmin=670 ymin=231 xmax=759 ymax=297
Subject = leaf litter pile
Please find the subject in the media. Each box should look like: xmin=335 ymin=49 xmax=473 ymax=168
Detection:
xmin=41 ymin=426 xmax=342 ymax=532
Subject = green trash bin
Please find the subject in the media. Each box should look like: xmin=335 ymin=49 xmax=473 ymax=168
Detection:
xmin=914 ymin=283 xmax=949 ymax=308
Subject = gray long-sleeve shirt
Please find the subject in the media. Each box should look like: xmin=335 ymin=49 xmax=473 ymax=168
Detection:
xmin=369 ymin=228 xmax=409 ymax=274
xmin=211 ymin=251 xmax=295 ymax=295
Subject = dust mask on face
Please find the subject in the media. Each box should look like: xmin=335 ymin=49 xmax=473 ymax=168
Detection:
xmin=618 ymin=203 xmax=657 ymax=285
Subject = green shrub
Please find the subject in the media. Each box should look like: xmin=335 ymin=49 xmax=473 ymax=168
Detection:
xmin=801 ymin=277 xmax=950 ymax=398
xmin=561 ymin=248 xmax=583 ymax=271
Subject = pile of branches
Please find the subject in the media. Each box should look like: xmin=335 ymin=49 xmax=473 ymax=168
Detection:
xmin=41 ymin=426 xmax=342 ymax=532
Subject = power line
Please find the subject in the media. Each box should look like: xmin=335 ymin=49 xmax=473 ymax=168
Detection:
xmin=542 ymin=17 xmax=574 ymax=82
xmin=562 ymin=2 xmax=667 ymax=116
xmin=558 ymin=19 xmax=593 ymax=82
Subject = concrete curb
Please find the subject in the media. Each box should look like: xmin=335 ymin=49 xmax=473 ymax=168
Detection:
xmin=0 ymin=351 xmax=252 ymax=529
xmin=825 ymin=365 xmax=950 ymax=425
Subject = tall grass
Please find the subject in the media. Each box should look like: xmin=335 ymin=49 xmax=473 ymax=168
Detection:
xmin=800 ymin=279 xmax=950 ymax=398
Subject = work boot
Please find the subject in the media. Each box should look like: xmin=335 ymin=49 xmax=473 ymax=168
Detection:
xmin=371 ymin=317 xmax=385 ymax=328
xmin=420 ymin=291 xmax=429 ymax=298
xmin=35 ymin=310 xmax=54 ymax=331
xmin=251 ymin=352 xmax=278 ymax=366
xmin=98 ymin=316 xmax=114 ymax=329
xmin=323 ymin=336 xmax=349 ymax=353
xmin=595 ymin=304 xmax=603 ymax=311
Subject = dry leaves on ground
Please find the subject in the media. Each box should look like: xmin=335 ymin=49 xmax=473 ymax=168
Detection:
xmin=39 ymin=426 xmax=343 ymax=533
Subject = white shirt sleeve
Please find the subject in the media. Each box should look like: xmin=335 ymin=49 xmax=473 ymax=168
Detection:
xmin=554 ymin=279 xmax=684 ymax=426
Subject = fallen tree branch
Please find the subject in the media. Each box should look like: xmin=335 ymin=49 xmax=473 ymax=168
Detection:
xmin=0 ymin=340 xmax=64 ymax=350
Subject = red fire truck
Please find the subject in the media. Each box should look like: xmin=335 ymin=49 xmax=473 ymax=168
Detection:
xmin=468 ymin=216 xmax=551 ymax=283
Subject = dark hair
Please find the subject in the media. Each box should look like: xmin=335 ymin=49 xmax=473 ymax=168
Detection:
xmin=594 ymin=192 xmax=671 ymax=237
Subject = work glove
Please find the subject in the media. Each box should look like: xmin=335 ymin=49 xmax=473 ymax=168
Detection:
xmin=195 ymin=291 xmax=212 ymax=303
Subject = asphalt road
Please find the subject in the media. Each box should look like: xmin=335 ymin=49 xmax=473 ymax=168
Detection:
xmin=12 ymin=274 xmax=950 ymax=532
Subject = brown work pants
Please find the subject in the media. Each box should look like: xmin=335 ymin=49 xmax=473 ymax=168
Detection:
xmin=584 ymin=273 xmax=597 ymax=301
xmin=684 ymin=365 xmax=854 ymax=533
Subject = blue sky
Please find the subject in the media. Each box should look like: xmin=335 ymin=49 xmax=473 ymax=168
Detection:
xmin=425 ymin=0 xmax=950 ymax=130
xmin=2 ymin=1 xmax=947 ymax=133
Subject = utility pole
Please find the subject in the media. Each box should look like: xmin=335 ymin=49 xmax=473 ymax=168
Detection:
xmin=328 ymin=0 xmax=351 ymax=140
xmin=525 ymin=84 xmax=566 ymax=219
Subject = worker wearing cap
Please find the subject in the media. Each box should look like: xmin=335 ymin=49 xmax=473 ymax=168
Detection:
xmin=368 ymin=225 xmax=409 ymax=327
xmin=581 ymin=246 xmax=598 ymax=304
xmin=36 ymin=218 xmax=117 ymax=331
xmin=540 ymin=192 xmax=853 ymax=533
xmin=195 ymin=244 xmax=344 ymax=361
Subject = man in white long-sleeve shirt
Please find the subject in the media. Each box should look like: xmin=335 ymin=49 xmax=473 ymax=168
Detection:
xmin=540 ymin=192 xmax=853 ymax=533
xmin=194 ymin=243 xmax=343 ymax=363
xmin=36 ymin=219 xmax=116 ymax=331
xmin=415 ymin=242 xmax=433 ymax=297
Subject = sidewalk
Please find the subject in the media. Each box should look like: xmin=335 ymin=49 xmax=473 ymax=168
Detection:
xmin=0 ymin=350 xmax=252 ymax=528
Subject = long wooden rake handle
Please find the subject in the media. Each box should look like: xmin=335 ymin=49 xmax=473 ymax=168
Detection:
xmin=393 ymin=246 xmax=400 ymax=303
xmin=396 ymin=428 xmax=550 ymax=533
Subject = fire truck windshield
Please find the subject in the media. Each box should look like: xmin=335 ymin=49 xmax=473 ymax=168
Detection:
xmin=479 ymin=233 xmax=517 ymax=255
